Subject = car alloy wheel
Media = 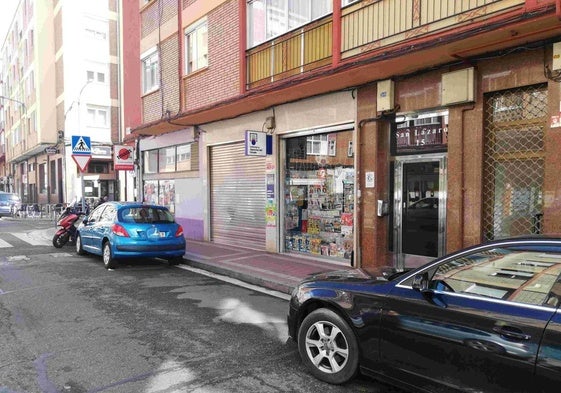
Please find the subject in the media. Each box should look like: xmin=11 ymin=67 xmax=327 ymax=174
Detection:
xmin=103 ymin=241 xmax=116 ymax=269
xmin=298 ymin=308 xmax=359 ymax=384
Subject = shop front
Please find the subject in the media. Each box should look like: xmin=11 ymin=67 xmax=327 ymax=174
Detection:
xmin=282 ymin=126 xmax=355 ymax=264
xmin=200 ymin=91 xmax=356 ymax=258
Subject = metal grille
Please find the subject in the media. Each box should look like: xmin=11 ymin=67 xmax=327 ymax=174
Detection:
xmin=482 ymin=84 xmax=547 ymax=241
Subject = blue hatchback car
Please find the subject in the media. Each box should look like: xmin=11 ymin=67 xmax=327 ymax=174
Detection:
xmin=76 ymin=201 xmax=186 ymax=269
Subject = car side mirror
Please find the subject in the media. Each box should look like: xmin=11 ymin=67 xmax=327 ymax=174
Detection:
xmin=412 ymin=272 xmax=428 ymax=291
xmin=413 ymin=272 xmax=448 ymax=308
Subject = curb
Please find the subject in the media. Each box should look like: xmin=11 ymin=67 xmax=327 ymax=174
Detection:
xmin=182 ymin=258 xmax=294 ymax=295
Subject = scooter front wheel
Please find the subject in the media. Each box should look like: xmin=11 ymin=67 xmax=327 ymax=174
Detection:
xmin=53 ymin=232 xmax=69 ymax=248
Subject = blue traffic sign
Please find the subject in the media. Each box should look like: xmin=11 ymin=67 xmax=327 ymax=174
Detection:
xmin=71 ymin=135 xmax=91 ymax=155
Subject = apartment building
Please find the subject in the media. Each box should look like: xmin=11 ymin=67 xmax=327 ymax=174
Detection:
xmin=0 ymin=0 xmax=123 ymax=209
xmin=123 ymin=0 xmax=561 ymax=270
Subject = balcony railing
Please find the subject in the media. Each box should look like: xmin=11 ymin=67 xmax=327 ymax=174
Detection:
xmin=341 ymin=0 xmax=524 ymax=58
xmin=246 ymin=17 xmax=333 ymax=89
xmin=246 ymin=0 xmax=529 ymax=89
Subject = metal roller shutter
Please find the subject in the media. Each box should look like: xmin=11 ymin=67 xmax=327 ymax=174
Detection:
xmin=210 ymin=143 xmax=267 ymax=250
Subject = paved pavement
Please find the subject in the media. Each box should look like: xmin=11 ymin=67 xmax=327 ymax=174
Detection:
xmin=183 ymin=240 xmax=353 ymax=295
xmin=10 ymin=215 xmax=352 ymax=296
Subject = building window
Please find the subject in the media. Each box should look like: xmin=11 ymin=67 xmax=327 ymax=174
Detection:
xmin=39 ymin=163 xmax=47 ymax=193
xmin=142 ymin=48 xmax=159 ymax=93
xmin=144 ymin=150 xmax=159 ymax=174
xmin=176 ymin=144 xmax=191 ymax=171
xmin=185 ymin=19 xmax=208 ymax=74
xmin=85 ymin=28 xmax=106 ymax=41
xmin=86 ymin=106 xmax=108 ymax=127
xmin=50 ymin=160 xmax=56 ymax=193
xmin=88 ymin=162 xmax=110 ymax=174
xmin=87 ymin=70 xmax=106 ymax=83
xmin=247 ymin=0 xmax=332 ymax=48
xmin=143 ymin=144 xmax=194 ymax=174
xmin=158 ymin=147 xmax=176 ymax=173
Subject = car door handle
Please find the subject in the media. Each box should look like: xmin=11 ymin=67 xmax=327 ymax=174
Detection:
xmin=493 ymin=326 xmax=531 ymax=341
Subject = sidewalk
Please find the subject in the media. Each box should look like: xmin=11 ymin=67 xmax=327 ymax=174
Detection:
xmin=182 ymin=240 xmax=353 ymax=295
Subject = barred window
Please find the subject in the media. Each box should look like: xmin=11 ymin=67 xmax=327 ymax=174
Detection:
xmin=482 ymin=85 xmax=547 ymax=241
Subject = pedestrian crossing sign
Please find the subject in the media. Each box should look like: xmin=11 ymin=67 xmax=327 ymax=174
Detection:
xmin=71 ymin=135 xmax=91 ymax=155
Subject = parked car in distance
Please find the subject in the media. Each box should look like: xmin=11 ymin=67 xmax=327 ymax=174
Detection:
xmin=76 ymin=201 xmax=186 ymax=269
xmin=288 ymin=237 xmax=561 ymax=392
xmin=0 ymin=192 xmax=21 ymax=217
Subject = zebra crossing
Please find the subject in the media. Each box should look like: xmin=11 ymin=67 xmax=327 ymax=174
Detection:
xmin=0 ymin=230 xmax=53 ymax=248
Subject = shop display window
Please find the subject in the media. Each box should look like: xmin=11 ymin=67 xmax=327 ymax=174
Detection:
xmin=284 ymin=130 xmax=354 ymax=262
xmin=143 ymin=180 xmax=175 ymax=212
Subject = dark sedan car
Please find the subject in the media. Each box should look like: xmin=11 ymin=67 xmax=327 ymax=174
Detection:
xmin=287 ymin=237 xmax=561 ymax=393
xmin=76 ymin=201 xmax=186 ymax=269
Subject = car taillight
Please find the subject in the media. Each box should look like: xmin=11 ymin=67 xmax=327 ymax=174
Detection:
xmin=112 ymin=224 xmax=130 ymax=237
xmin=175 ymin=225 xmax=184 ymax=237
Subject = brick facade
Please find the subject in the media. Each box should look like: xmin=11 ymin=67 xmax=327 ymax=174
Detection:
xmin=160 ymin=35 xmax=180 ymax=115
xmin=183 ymin=0 xmax=240 ymax=111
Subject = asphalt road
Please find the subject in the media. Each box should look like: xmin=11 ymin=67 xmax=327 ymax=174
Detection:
xmin=0 ymin=218 xmax=404 ymax=393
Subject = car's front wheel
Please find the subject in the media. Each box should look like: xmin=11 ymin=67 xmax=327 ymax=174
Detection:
xmin=298 ymin=308 xmax=359 ymax=385
xmin=103 ymin=241 xmax=117 ymax=269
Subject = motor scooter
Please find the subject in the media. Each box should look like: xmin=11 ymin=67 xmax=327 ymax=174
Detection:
xmin=52 ymin=207 xmax=85 ymax=248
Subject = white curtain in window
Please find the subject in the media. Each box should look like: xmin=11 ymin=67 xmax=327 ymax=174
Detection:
xmin=247 ymin=0 xmax=332 ymax=48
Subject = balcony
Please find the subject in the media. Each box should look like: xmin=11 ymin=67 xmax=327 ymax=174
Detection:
xmin=246 ymin=16 xmax=333 ymax=89
xmin=246 ymin=0 xmax=537 ymax=90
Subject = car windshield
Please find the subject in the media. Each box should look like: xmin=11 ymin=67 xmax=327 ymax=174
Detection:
xmin=120 ymin=207 xmax=175 ymax=224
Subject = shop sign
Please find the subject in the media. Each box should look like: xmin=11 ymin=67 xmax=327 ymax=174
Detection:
xmin=245 ymin=130 xmax=267 ymax=156
xmin=91 ymin=146 xmax=112 ymax=157
xmin=114 ymin=145 xmax=135 ymax=171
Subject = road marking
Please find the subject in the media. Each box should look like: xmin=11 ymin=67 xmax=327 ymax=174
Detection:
xmin=0 ymin=238 xmax=12 ymax=248
xmin=11 ymin=232 xmax=52 ymax=246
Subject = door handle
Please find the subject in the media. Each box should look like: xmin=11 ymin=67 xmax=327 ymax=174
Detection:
xmin=493 ymin=326 xmax=531 ymax=341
